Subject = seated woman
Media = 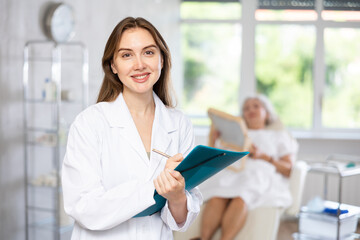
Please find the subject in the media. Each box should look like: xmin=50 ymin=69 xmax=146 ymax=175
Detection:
xmin=199 ymin=94 xmax=298 ymax=240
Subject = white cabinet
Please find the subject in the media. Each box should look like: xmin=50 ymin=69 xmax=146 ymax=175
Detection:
xmin=23 ymin=41 xmax=88 ymax=240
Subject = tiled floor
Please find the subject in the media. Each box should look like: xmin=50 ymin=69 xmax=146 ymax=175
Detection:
xmin=277 ymin=219 xmax=360 ymax=240
xmin=277 ymin=219 xmax=299 ymax=240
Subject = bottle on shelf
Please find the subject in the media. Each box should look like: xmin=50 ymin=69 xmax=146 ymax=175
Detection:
xmin=43 ymin=78 xmax=57 ymax=102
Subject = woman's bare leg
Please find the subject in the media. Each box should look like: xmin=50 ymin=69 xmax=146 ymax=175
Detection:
xmin=201 ymin=197 xmax=230 ymax=240
xmin=220 ymin=197 xmax=248 ymax=240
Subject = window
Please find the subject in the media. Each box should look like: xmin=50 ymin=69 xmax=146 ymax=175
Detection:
xmin=254 ymin=0 xmax=360 ymax=132
xmin=255 ymin=1 xmax=317 ymax=129
xmin=323 ymin=28 xmax=360 ymax=128
xmin=181 ymin=0 xmax=360 ymax=135
xmin=181 ymin=1 xmax=242 ymax=126
xmin=255 ymin=24 xmax=315 ymax=129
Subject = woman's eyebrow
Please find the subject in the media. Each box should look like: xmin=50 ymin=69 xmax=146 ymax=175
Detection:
xmin=143 ymin=44 xmax=158 ymax=50
xmin=118 ymin=48 xmax=132 ymax=52
xmin=118 ymin=44 xmax=158 ymax=52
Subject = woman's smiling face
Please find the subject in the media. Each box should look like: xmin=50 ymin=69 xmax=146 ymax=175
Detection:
xmin=111 ymin=27 xmax=163 ymax=95
xmin=242 ymin=98 xmax=268 ymax=129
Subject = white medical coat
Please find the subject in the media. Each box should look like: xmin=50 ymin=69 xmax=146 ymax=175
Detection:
xmin=62 ymin=92 xmax=202 ymax=240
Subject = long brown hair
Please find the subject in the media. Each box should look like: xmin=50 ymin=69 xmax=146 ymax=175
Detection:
xmin=97 ymin=17 xmax=174 ymax=107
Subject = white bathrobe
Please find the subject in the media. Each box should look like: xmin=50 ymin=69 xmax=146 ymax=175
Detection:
xmin=199 ymin=129 xmax=298 ymax=210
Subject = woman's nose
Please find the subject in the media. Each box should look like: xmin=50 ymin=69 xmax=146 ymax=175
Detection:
xmin=134 ymin=56 xmax=146 ymax=70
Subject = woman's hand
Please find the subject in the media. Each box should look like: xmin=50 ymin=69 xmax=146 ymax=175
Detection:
xmin=208 ymin=124 xmax=221 ymax=147
xmin=249 ymin=144 xmax=272 ymax=163
xmin=249 ymin=144 xmax=292 ymax=177
xmin=165 ymin=153 xmax=183 ymax=170
xmin=154 ymin=169 xmax=186 ymax=202
xmin=154 ymin=169 xmax=187 ymax=223
xmin=249 ymin=144 xmax=261 ymax=159
xmin=213 ymin=129 xmax=221 ymax=140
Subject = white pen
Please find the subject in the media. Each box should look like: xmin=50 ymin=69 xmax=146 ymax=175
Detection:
xmin=152 ymin=149 xmax=171 ymax=158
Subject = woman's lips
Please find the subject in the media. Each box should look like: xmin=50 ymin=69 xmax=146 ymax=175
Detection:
xmin=131 ymin=73 xmax=150 ymax=83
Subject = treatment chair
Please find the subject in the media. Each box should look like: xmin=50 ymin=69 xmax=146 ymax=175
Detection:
xmin=173 ymin=160 xmax=308 ymax=240
xmin=174 ymin=109 xmax=308 ymax=240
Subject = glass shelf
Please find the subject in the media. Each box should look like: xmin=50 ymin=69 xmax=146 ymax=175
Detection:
xmin=309 ymin=162 xmax=360 ymax=177
xmin=25 ymin=98 xmax=83 ymax=105
xmin=26 ymin=127 xmax=57 ymax=133
xmin=28 ymin=217 xmax=73 ymax=234
xmin=28 ymin=57 xmax=83 ymax=62
xmin=27 ymin=205 xmax=56 ymax=213
xmin=27 ymin=183 xmax=60 ymax=189
xmin=23 ymin=40 xmax=88 ymax=240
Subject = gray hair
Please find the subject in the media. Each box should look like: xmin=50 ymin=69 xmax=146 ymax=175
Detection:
xmin=241 ymin=94 xmax=278 ymax=126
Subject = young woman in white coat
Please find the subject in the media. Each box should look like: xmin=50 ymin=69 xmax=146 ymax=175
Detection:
xmin=61 ymin=17 xmax=202 ymax=240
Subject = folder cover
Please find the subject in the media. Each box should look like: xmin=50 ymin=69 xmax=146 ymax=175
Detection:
xmin=133 ymin=145 xmax=249 ymax=217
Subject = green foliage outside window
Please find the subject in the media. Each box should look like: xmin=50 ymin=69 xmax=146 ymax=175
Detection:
xmin=181 ymin=2 xmax=242 ymax=127
xmin=181 ymin=23 xmax=241 ymax=120
xmin=256 ymin=25 xmax=315 ymax=129
xmin=323 ymin=28 xmax=360 ymax=128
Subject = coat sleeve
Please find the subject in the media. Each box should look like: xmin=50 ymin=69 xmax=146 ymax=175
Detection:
xmin=160 ymin=113 xmax=203 ymax=231
xmin=61 ymin=110 xmax=155 ymax=231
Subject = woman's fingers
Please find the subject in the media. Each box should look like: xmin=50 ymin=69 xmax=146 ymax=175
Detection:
xmin=249 ymin=144 xmax=258 ymax=157
xmin=165 ymin=153 xmax=183 ymax=170
xmin=154 ymin=170 xmax=185 ymax=199
xmin=172 ymin=153 xmax=183 ymax=162
xmin=153 ymin=177 xmax=161 ymax=192
xmin=154 ymin=171 xmax=171 ymax=194
xmin=214 ymin=130 xmax=221 ymax=139
xmin=169 ymin=170 xmax=185 ymax=186
xmin=154 ymin=175 xmax=169 ymax=196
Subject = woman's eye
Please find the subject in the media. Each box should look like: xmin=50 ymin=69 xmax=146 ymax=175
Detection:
xmin=145 ymin=50 xmax=154 ymax=55
xmin=122 ymin=53 xmax=131 ymax=58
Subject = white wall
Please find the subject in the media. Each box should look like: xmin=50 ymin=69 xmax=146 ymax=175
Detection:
xmin=0 ymin=0 xmax=181 ymax=239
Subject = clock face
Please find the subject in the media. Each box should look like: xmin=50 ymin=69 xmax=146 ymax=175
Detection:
xmin=46 ymin=3 xmax=75 ymax=43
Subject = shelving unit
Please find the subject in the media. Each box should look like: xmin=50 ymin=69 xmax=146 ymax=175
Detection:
xmin=293 ymin=154 xmax=360 ymax=240
xmin=23 ymin=40 xmax=88 ymax=240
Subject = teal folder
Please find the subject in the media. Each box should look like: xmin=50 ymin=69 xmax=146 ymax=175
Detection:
xmin=133 ymin=145 xmax=249 ymax=218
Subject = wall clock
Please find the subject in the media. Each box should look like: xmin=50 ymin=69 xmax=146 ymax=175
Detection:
xmin=44 ymin=2 xmax=75 ymax=43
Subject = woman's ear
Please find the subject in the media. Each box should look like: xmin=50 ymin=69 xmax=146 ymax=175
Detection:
xmin=265 ymin=112 xmax=270 ymax=124
xmin=110 ymin=61 xmax=117 ymax=74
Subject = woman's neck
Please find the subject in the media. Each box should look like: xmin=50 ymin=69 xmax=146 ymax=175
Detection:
xmin=247 ymin=121 xmax=266 ymax=130
xmin=123 ymin=91 xmax=155 ymax=117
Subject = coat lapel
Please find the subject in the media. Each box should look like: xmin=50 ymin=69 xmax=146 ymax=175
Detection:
xmin=101 ymin=92 xmax=178 ymax=172
xmin=147 ymin=93 xmax=178 ymax=180
xmin=102 ymin=93 xmax=149 ymax=165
